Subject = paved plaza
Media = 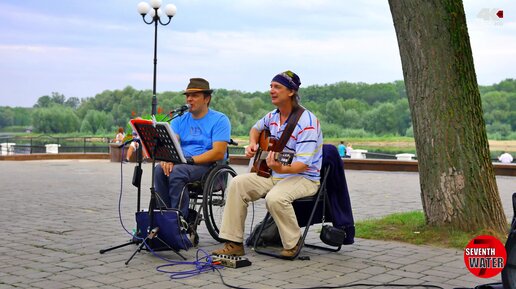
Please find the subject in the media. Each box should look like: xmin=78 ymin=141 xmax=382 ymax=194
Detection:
xmin=0 ymin=160 xmax=514 ymax=289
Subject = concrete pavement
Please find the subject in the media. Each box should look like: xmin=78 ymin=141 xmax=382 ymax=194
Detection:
xmin=0 ymin=160 xmax=514 ymax=289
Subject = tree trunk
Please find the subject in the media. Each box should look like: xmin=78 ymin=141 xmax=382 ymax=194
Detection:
xmin=388 ymin=0 xmax=506 ymax=234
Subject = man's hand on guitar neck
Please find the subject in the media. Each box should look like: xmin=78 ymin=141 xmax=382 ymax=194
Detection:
xmin=265 ymin=150 xmax=282 ymax=173
xmin=266 ymin=151 xmax=309 ymax=175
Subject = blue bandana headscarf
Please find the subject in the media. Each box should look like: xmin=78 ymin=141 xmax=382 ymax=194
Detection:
xmin=271 ymin=70 xmax=301 ymax=91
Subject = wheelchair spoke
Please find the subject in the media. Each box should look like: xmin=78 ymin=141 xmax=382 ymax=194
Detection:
xmin=202 ymin=165 xmax=237 ymax=242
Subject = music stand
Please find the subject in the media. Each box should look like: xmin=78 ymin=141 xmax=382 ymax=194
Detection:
xmin=131 ymin=119 xmax=187 ymax=165
xmin=124 ymin=119 xmax=187 ymax=264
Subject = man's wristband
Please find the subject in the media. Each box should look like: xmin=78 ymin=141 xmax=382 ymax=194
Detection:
xmin=186 ymin=157 xmax=195 ymax=165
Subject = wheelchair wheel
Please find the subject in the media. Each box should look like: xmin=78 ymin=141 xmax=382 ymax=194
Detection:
xmin=202 ymin=164 xmax=237 ymax=242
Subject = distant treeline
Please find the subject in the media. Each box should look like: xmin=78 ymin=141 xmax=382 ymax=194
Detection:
xmin=1 ymin=79 xmax=515 ymax=139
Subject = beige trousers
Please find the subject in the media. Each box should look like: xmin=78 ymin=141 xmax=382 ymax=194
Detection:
xmin=218 ymin=173 xmax=319 ymax=249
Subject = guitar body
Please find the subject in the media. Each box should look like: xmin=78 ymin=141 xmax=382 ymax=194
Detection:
xmin=252 ymin=130 xmax=294 ymax=178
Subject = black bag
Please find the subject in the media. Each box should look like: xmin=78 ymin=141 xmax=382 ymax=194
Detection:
xmin=319 ymin=188 xmax=346 ymax=246
xmin=320 ymin=224 xmax=346 ymax=246
xmin=245 ymin=217 xmax=282 ymax=247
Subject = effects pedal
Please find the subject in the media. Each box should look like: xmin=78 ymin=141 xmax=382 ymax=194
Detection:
xmin=211 ymin=254 xmax=252 ymax=268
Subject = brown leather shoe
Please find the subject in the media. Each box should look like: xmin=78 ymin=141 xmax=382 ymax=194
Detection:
xmin=212 ymin=242 xmax=245 ymax=256
xmin=280 ymin=243 xmax=299 ymax=258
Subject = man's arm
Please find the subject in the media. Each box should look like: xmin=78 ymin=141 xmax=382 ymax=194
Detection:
xmin=190 ymin=141 xmax=228 ymax=164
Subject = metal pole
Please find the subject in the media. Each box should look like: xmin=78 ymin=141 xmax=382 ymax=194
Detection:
xmin=140 ymin=5 xmax=174 ymax=116
xmin=151 ymin=13 xmax=158 ymax=116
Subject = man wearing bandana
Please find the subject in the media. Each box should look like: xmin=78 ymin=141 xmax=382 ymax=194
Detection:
xmin=213 ymin=70 xmax=323 ymax=258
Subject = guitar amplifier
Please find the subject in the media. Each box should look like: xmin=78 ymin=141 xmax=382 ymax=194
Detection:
xmin=212 ymin=254 xmax=252 ymax=268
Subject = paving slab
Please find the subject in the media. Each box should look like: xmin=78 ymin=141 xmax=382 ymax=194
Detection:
xmin=0 ymin=160 xmax=513 ymax=289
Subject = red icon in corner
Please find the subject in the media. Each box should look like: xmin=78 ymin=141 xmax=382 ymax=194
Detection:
xmin=464 ymin=235 xmax=506 ymax=278
xmin=496 ymin=10 xmax=504 ymax=19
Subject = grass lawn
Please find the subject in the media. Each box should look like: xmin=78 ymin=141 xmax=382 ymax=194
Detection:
xmin=355 ymin=211 xmax=508 ymax=249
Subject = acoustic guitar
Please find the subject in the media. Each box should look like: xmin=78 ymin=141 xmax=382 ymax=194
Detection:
xmin=251 ymin=130 xmax=295 ymax=178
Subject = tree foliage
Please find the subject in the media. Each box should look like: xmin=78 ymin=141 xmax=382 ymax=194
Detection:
xmin=80 ymin=110 xmax=113 ymax=134
xmin=1 ymin=79 xmax=514 ymax=138
xmin=0 ymin=107 xmax=14 ymax=128
xmin=32 ymin=105 xmax=80 ymax=133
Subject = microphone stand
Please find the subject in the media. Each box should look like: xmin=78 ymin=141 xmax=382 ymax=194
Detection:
xmin=159 ymin=106 xmax=189 ymax=122
xmin=100 ymin=112 xmax=188 ymax=263
xmin=125 ymin=112 xmax=187 ymax=264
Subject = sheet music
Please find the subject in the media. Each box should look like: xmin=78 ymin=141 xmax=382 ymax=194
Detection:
xmin=161 ymin=123 xmax=187 ymax=164
xmin=129 ymin=119 xmax=187 ymax=164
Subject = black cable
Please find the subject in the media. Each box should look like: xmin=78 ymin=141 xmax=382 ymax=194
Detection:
xmin=118 ymin=145 xmax=136 ymax=238
xmin=214 ymin=268 xmax=445 ymax=289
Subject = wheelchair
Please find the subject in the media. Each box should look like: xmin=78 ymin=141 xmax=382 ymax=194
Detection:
xmin=185 ymin=140 xmax=238 ymax=243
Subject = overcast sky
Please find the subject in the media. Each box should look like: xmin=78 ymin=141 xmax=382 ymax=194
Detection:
xmin=0 ymin=0 xmax=514 ymax=107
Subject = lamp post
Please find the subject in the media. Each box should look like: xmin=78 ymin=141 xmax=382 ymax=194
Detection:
xmin=137 ymin=0 xmax=177 ymax=116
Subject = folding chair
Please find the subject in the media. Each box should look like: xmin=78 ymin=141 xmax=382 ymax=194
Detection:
xmin=253 ymin=163 xmax=341 ymax=260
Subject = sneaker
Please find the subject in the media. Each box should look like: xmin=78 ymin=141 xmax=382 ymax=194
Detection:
xmin=280 ymin=239 xmax=302 ymax=258
xmin=280 ymin=244 xmax=299 ymax=258
xmin=212 ymin=242 xmax=245 ymax=256
xmin=122 ymin=158 xmax=129 ymax=163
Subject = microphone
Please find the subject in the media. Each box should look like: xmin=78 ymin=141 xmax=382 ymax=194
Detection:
xmin=168 ymin=104 xmax=191 ymax=115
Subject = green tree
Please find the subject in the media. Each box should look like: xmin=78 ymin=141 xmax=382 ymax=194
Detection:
xmin=65 ymin=97 xmax=80 ymax=109
xmin=393 ymin=98 xmax=411 ymax=135
xmin=0 ymin=107 xmax=14 ymax=128
xmin=364 ymin=103 xmax=398 ymax=135
xmin=324 ymin=99 xmax=346 ymax=124
xmin=482 ymin=90 xmax=516 ymax=135
xmin=34 ymin=95 xmax=53 ymax=108
xmin=12 ymin=107 xmax=32 ymax=126
xmin=50 ymin=92 xmax=65 ymax=105
xmin=32 ymin=106 xmax=80 ymax=133
xmin=80 ymin=110 xmax=114 ymax=134
xmin=34 ymin=92 xmax=66 ymax=108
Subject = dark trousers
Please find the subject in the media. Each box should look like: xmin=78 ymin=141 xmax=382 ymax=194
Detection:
xmin=154 ymin=164 xmax=211 ymax=217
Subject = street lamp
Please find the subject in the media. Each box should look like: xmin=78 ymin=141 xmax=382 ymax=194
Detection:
xmin=137 ymin=0 xmax=177 ymax=116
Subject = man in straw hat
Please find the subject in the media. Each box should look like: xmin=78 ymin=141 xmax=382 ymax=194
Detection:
xmin=154 ymin=78 xmax=231 ymax=228
xmin=213 ymin=70 xmax=323 ymax=258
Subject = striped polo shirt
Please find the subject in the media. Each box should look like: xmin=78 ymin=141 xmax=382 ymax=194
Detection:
xmin=253 ymin=108 xmax=323 ymax=182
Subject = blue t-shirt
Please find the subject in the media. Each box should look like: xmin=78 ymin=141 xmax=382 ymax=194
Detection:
xmin=338 ymin=144 xmax=346 ymax=157
xmin=171 ymin=109 xmax=231 ymax=158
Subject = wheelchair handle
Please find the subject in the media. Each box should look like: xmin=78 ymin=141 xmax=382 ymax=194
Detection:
xmin=228 ymin=139 xmax=238 ymax=146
